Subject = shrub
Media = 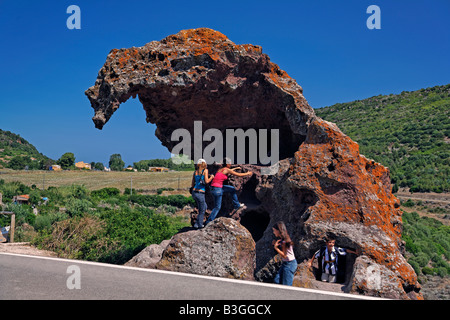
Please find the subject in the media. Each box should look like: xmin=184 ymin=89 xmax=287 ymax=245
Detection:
xmin=0 ymin=181 xmax=31 ymax=200
xmin=65 ymin=198 xmax=92 ymax=217
xmin=34 ymin=212 xmax=68 ymax=231
xmin=28 ymin=190 xmax=41 ymax=205
xmin=408 ymin=260 xmax=420 ymax=275
xmin=91 ymin=187 xmax=121 ymax=199
xmin=402 ymin=199 xmax=415 ymax=207
xmin=412 ymin=252 xmax=430 ymax=268
xmin=69 ymin=185 xmax=89 ymax=200
xmin=128 ymin=194 xmax=194 ymax=208
xmin=404 ymin=235 xmax=418 ymax=255
xmin=2 ymin=203 xmax=35 ymax=225
xmin=33 ymin=216 xmax=119 ymax=261
xmin=123 ymin=187 xmax=136 ymax=195
xmin=422 ymin=267 xmax=436 ymax=276
xmin=34 ymin=215 xmax=53 ymax=231
xmin=167 ymin=194 xmax=195 ymax=207
xmin=157 ymin=187 xmax=174 ymax=194
xmin=437 ymin=267 xmax=448 ymax=277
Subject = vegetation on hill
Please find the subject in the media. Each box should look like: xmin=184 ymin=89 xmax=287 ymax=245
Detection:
xmin=0 ymin=129 xmax=53 ymax=170
xmin=315 ymin=84 xmax=450 ymax=193
xmin=402 ymin=211 xmax=450 ymax=278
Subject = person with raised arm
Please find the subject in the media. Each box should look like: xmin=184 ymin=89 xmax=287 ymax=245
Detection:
xmin=204 ymin=157 xmax=252 ymax=225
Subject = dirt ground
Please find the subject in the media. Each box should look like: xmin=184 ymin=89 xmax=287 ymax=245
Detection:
xmin=396 ymin=190 xmax=450 ymax=205
xmin=0 ymin=242 xmax=56 ymax=257
xmin=396 ymin=190 xmax=450 ymax=225
xmin=0 ymin=169 xmax=193 ymax=192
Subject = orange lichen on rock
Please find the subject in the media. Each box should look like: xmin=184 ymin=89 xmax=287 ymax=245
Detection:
xmin=285 ymin=117 xmax=421 ymax=298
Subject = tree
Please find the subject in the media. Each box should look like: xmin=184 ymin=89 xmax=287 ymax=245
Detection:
xmin=57 ymin=152 xmax=75 ymax=170
xmin=94 ymin=162 xmax=104 ymax=171
xmin=109 ymin=154 xmax=124 ymax=171
xmin=8 ymin=156 xmax=31 ymax=170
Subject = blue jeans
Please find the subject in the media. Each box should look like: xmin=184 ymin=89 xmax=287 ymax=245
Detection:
xmin=205 ymin=185 xmax=240 ymax=224
xmin=192 ymin=191 xmax=207 ymax=228
xmin=274 ymin=259 xmax=298 ymax=286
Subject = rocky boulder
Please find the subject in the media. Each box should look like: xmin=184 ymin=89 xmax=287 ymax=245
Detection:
xmin=155 ymin=218 xmax=255 ymax=280
xmin=125 ymin=239 xmax=170 ymax=269
xmin=87 ymin=28 xmax=422 ymax=299
xmin=345 ymin=255 xmax=415 ymax=299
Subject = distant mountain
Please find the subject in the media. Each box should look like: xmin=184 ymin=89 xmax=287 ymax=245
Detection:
xmin=0 ymin=129 xmax=53 ymax=170
xmin=316 ymin=84 xmax=450 ymax=193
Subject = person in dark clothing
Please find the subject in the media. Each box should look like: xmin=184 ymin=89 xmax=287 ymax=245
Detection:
xmin=309 ymin=237 xmax=358 ymax=283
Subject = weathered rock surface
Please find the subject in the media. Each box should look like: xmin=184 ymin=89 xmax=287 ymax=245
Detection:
xmin=345 ymin=255 xmax=413 ymax=299
xmin=87 ymin=28 xmax=421 ymax=299
xmin=155 ymin=218 xmax=255 ymax=280
xmin=125 ymin=239 xmax=170 ymax=269
xmin=85 ymin=28 xmax=313 ymax=159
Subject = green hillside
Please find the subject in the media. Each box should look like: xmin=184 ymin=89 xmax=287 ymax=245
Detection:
xmin=0 ymin=129 xmax=53 ymax=170
xmin=316 ymin=84 xmax=450 ymax=193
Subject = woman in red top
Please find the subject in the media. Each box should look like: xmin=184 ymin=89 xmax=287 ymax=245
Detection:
xmin=205 ymin=157 xmax=253 ymax=225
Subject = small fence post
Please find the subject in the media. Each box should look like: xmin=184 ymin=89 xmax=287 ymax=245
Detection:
xmin=0 ymin=211 xmax=15 ymax=243
xmin=10 ymin=214 xmax=15 ymax=243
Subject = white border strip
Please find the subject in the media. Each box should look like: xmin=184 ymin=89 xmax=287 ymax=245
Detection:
xmin=0 ymin=252 xmax=387 ymax=300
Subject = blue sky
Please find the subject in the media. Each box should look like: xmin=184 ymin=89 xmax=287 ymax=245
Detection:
xmin=0 ymin=0 xmax=449 ymax=167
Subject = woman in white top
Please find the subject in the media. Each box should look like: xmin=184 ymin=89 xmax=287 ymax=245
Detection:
xmin=272 ymin=221 xmax=298 ymax=286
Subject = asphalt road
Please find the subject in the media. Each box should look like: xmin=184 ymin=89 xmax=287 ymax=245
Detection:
xmin=0 ymin=252 xmax=379 ymax=301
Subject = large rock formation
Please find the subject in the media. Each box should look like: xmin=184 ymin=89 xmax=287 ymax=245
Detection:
xmin=85 ymin=28 xmax=312 ymax=160
xmin=86 ymin=28 xmax=421 ymax=299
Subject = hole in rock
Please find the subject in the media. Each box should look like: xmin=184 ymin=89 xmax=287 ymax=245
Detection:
xmin=133 ymin=80 xmax=307 ymax=166
xmin=291 ymin=187 xmax=319 ymax=222
xmin=238 ymin=174 xmax=261 ymax=207
xmin=215 ymin=126 xmax=304 ymax=166
xmin=311 ymin=254 xmax=357 ymax=286
xmin=240 ymin=208 xmax=270 ymax=243
xmin=309 ymin=237 xmax=358 ymax=287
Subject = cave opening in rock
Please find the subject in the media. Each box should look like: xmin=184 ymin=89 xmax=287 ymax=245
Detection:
xmin=308 ymin=235 xmax=358 ymax=287
xmin=311 ymin=253 xmax=357 ymax=287
xmin=127 ymin=77 xmax=308 ymax=167
xmin=218 ymin=126 xmax=304 ymax=166
xmin=238 ymin=174 xmax=261 ymax=207
xmin=240 ymin=208 xmax=270 ymax=243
